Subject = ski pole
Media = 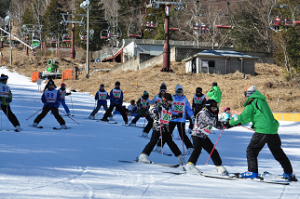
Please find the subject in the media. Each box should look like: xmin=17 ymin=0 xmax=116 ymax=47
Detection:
xmin=0 ymin=107 xmax=2 ymax=131
xmin=239 ymin=125 xmax=255 ymax=131
xmin=180 ymin=117 xmax=185 ymax=155
xmin=26 ymin=108 xmax=42 ymax=120
xmin=158 ymin=112 xmax=164 ymax=155
xmin=59 ymin=110 xmax=79 ymax=125
xmin=205 ymin=126 xmax=226 ymax=165
xmin=70 ymin=95 xmax=74 ymax=115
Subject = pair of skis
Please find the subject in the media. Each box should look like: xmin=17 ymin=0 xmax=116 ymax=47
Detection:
xmin=119 ymin=159 xmax=292 ymax=185
xmin=29 ymin=125 xmax=71 ymax=130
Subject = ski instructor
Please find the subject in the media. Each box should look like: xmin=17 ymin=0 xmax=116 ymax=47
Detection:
xmin=227 ymin=86 xmax=297 ymax=181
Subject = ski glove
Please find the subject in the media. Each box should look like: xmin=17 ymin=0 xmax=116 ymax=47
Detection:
xmin=66 ymin=92 xmax=71 ymax=96
xmin=6 ymin=98 xmax=12 ymax=103
xmin=53 ymin=103 xmax=60 ymax=108
xmin=222 ymin=119 xmax=232 ymax=129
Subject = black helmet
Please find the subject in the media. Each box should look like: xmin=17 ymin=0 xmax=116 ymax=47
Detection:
xmin=162 ymin=93 xmax=173 ymax=109
xmin=196 ymin=87 xmax=202 ymax=93
xmin=212 ymin=82 xmax=217 ymax=87
xmin=130 ymin=99 xmax=135 ymax=105
xmin=100 ymin=84 xmax=104 ymax=87
xmin=205 ymin=99 xmax=218 ymax=115
xmin=163 ymin=93 xmax=173 ymax=101
xmin=0 ymin=74 xmax=8 ymax=80
xmin=160 ymin=83 xmax=167 ymax=90
xmin=115 ymin=81 xmax=120 ymax=86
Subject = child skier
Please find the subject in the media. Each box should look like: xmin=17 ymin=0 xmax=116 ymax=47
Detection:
xmin=187 ymin=87 xmax=207 ymax=133
xmin=101 ymin=81 xmax=128 ymax=124
xmin=0 ymin=74 xmax=21 ymax=131
xmin=127 ymin=100 xmax=137 ymax=115
xmin=219 ymin=107 xmax=233 ymax=121
xmin=129 ymin=91 xmax=151 ymax=127
xmin=88 ymin=84 xmax=110 ymax=119
xmin=184 ymin=99 xmax=228 ymax=175
xmin=228 ymin=86 xmax=297 ymax=181
xmin=58 ymin=83 xmax=71 ymax=116
xmin=141 ymin=83 xmax=167 ymax=138
xmin=155 ymin=84 xmax=195 ymax=154
xmin=138 ymin=93 xmax=185 ymax=165
xmin=32 ymin=79 xmax=67 ymax=129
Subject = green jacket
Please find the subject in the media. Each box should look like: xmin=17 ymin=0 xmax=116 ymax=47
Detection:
xmin=0 ymin=81 xmax=12 ymax=105
xmin=207 ymin=86 xmax=222 ymax=107
xmin=229 ymin=90 xmax=279 ymax=134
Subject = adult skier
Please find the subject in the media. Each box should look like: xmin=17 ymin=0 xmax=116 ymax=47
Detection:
xmin=58 ymin=83 xmax=71 ymax=116
xmin=228 ymin=86 xmax=297 ymax=181
xmin=155 ymin=84 xmax=195 ymax=155
xmin=0 ymin=74 xmax=21 ymax=131
xmin=100 ymin=81 xmax=128 ymax=124
xmin=88 ymin=84 xmax=110 ymax=119
xmin=141 ymin=83 xmax=167 ymax=138
xmin=184 ymin=99 xmax=228 ymax=175
xmin=207 ymin=82 xmax=222 ymax=107
xmin=32 ymin=79 xmax=67 ymax=129
xmin=138 ymin=93 xmax=185 ymax=165
xmin=129 ymin=91 xmax=151 ymax=127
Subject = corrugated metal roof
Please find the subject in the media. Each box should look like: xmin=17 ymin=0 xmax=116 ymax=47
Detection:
xmin=182 ymin=50 xmax=259 ymax=62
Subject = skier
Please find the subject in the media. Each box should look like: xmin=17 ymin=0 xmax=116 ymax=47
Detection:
xmin=187 ymin=87 xmax=207 ymax=133
xmin=88 ymin=84 xmax=110 ymax=119
xmin=155 ymin=84 xmax=195 ymax=155
xmin=32 ymin=79 xmax=67 ymax=129
xmin=0 ymin=74 xmax=21 ymax=131
xmin=141 ymin=83 xmax=167 ymax=138
xmin=129 ymin=91 xmax=151 ymax=127
xmin=138 ymin=93 xmax=185 ymax=165
xmin=127 ymin=99 xmax=137 ymax=115
xmin=100 ymin=81 xmax=128 ymax=124
xmin=219 ymin=107 xmax=233 ymax=121
xmin=228 ymin=86 xmax=297 ymax=181
xmin=207 ymin=82 xmax=222 ymax=108
xmin=58 ymin=83 xmax=71 ymax=116
xmin=184 ymin=99 xmax=228 ymax=175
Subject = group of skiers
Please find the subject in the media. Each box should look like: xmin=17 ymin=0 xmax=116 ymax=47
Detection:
xmin=3 ymin=74 xmax=297 ymax=181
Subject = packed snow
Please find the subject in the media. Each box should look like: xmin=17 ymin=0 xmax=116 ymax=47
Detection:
xmin=0 ymin=67 xmax=299 ymax=199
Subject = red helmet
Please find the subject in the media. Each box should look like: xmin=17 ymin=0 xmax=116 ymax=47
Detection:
xmin=61 ymin=83 xmax=66 ymax=87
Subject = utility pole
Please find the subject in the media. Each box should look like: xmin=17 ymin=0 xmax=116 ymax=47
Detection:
xmin=146 ymin=0 xmax=185 ymax=72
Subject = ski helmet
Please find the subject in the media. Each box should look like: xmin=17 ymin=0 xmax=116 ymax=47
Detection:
xmin=0 ymin=74 xmax=8 ymax=80
xmin=130 ymin=99 xmax=135 ymax=105
xmin=142 ymin=91 xmax=149 ymax=99
xmin=196 ymin=87 xmax=202 ymax=93
xmin=205 ymin=99 xmax=219 ymax=114
xmin=100 ymin=84 xmax=104 ymax=87
xmin=162 ymin=93 xmax=173 ymax=102
xmin=115 ymin=81 xmax=120 ymax=86
xmin=61 ymin=83 xmax=66 ymax=87
xmin=175 ymin=84 xmax=184 ymax=94
xmin=224 ymin=107 xmax=230 ymax=112
xmin=48 ymin=79 xmax=55 ymax=85
xmin=245 ymin=86 xmax=256 ymax=97
xmin=160 ymin=83 xmax=167 ymax=91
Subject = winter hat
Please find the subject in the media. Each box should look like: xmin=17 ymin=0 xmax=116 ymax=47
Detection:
xmin=100 ymin=84 xmax=104 ymax=87
xmin=143 ymin=90 xmax=149 ymax=96
xmin=160 ymin=83 xmax=167 ymax=90
xmin=130 ymin=99 xmax=135 ymax=105
xmin=224 ymin=107 xmax=230 ymax=111
xmin=61 ymin=83 xmax=66 ymax=87
xmin=175 ymin=84 xmax=184 ymax=94
xmin=196 ymin=87 xmax=202 ymax=93
xmin=245 ymin=86 xmax=256 ymax=97
xmin=48 ymin=79 xmax=55 ymax=85
xmin=0 ymin=74 xmax=8 ymax=80
xmin=163 ymin=93 xmax=173 ymax=101
xmin=212 ymin=82 xmax=217 ymax=87
xmin=115 ymin=81 xmax=120 ymax=86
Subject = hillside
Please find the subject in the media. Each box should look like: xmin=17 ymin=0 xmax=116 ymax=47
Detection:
xmin=1 ymin=40 xmax=299 ymax=113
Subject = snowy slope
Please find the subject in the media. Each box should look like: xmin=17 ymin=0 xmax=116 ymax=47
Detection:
xmin=0 ymin=67 xmax=299 ymax=199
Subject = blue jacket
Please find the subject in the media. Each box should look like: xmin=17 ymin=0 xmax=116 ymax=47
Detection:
xmin=171 ymin=94 xmax=194 ymax=123
xmin=42 ymin=88 xmax=61 ymax=108
xmin=95 ymin=89 xmax=110 ymax=106
xmin=109 ymin=88 xmax=123 ymax=106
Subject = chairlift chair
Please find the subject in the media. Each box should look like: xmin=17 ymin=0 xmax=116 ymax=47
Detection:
xmin=46 ymin=33 xmax=57 ymax=43
xmin=142 ymin=14 xmax=158 ymax=29
xmin=214 ymin=13 xmax=233 ymax=30
xmin=61 ymin=28 xmax=71 ymax=42
xmin=100 ymin=29 xmax=109 ymax=40
xmin=127 ymin=26 xmax=142 ymax=38
xmin=79 ymin=29 xmax=94 ymax=43
xmin=108 ymin=26 xmax=122 ymax=38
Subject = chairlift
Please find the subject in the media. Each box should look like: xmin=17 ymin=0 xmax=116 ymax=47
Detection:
xmin=167 ymin=11 xmax=181 ymax=31
xmin=61 ymin=28 xmax=71 ymax=42
xmin=268 ymin=5 xmax=293 ymax=32
xmin=79 ymin=29 xmax=94 ymax=43
xmin=127 ymin=26 xmax=142 ymax=38
xmin=293 ymin=6 xmax=300 ymax=26
xmin=214 ymin=13 xmax=233 ymax=30
xmin=142 ymin=14 xmax=158 ymax=30
xmin=100 ymin=29 xmax=109 ymax=40
xmin=107 ymin=26 xmax=122 ymax=38
xmin=189 ymin=14 xmax=208 ymax=34
xmin=46 ymin=33 xmax=57 ymax=43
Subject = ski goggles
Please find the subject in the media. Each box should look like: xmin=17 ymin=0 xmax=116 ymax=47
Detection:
xmin=175 ymin=89 xmax=184 ymax=94
xmin=206 ymin=102 xmax=218 ymax=107
xmin=160 ymin=89 xmax=166 ymax=93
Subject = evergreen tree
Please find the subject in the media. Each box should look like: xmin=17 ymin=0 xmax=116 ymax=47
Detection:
xmin=22 ymin=7 xmax=34 ymax=24
xmin=43 ymin=0 xmax=64 ymax=42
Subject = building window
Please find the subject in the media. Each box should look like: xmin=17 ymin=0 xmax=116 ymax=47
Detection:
xmin=208 ymin=60 xmax=215 ymax=68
